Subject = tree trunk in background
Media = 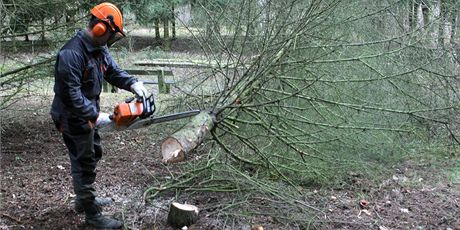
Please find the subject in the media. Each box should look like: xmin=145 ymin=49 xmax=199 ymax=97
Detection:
xmin=452 ymin=12 xmax=459 ymax=47
xmin=65 ymin=9 xmax=75 ymax=34
xmin=384 ymin=1 xmax=399 ymax=36
xmin=400 ymin=1 xmax=411 ymax=33
xmin=444 ymin=21 xmax=452 ymax=48
xmin=410 ymin=1 xmax=415 ymax=29
xmin=172 ymin=3 xmax=176 ymax=40
xmin=176 ymin=0 xmax=192 ymax=25
xmin=429 ymin=0 xmax=441 ymax=48
xmin=442 ymin=12 xmax=452 ymax=48
xmin=163 ymin=17 xmax=171 ymax=51
xmin=54 ymin=15 xmax=59 ymax=26
xmin=41 ymin=18 xmax=45 ymax=41
xmin=416 ymin=3 xmax=424 ymax=30
xmin=257 ymin=0 xmax=267 ymax=34
xmin=155 ymin=18 xmax=160 ymax=39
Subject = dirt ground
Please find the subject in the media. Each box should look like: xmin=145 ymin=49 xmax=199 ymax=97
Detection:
xmin=1 ymin=97 xmax=459 ymax=230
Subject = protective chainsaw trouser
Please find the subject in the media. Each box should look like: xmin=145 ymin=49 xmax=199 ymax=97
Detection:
xmin=62 ymin=128 xmax=102 ymax=217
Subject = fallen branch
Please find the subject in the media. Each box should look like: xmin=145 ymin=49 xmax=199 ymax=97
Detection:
xmin=0 ymin=57 xmax=54 ymax=79
xmin=1 ymin=212 xmax=21 ymax=223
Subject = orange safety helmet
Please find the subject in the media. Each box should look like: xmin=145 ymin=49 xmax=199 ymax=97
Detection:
xmin=90 ymin=2 xmax=125 ymax=39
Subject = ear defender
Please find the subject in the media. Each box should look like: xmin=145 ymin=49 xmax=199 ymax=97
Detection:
xmin=90 ymin=3 xmax=125 ymax=37
xmin=92 ymin=21 xmax=107 ymax=37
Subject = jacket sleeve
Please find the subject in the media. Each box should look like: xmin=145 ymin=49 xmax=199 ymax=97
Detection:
xmin=104 ymin=51 xmax=137 ymax=91
xmin=56 ymin=49 xmax=98 ymax=121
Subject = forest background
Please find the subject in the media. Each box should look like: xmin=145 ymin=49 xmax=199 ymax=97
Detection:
xmin=1 ymin=0 xmax=459 ymax=229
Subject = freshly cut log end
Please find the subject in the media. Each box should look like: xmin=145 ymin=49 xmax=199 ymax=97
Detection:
xmin=161 ymin=138 xmax=185 ymax=163
xmin=161 ymin=111 xmax=215 ymax=163
xmin=167 ymin=202 xmax=199 ymax=228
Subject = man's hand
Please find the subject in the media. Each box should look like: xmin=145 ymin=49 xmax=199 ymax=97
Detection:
xmin=130 ymin=81 xmax=149 ymax=98
xmin=95 ymin=112 xmax=112 ymax=128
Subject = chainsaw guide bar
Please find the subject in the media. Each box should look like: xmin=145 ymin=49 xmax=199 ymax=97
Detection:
xmin=98 ymin=110 xmax=201 ymax=132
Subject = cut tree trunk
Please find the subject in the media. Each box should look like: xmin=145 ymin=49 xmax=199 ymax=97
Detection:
xmin=161 ymin=111 xmax=215 ymax=163
xmin=167 ymin=202 xmax=199 ymax=228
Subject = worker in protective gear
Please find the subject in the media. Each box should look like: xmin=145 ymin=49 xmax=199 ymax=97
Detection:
xmin=50 ymin=2 xmax=148 ymax=229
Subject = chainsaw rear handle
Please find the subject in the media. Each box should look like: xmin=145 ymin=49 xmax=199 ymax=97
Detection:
xmin=125 ymin=97 xmax=135 ymax=103
xmin=139 ymin=94 xmax=155 ymax=119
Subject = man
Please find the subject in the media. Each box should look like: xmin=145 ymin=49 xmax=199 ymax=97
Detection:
xmin=50 ymin=2 xmax=148 ymax=229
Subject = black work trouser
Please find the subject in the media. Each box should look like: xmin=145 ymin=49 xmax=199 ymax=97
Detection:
xmin=62 ymin=128 xmax=102 ymax=216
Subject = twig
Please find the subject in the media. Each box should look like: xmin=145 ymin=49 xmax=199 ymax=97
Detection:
xmin=1 ymin=212 xmax=21 ymax=223
xmin=445 ymin=124 xmax=460 ymax=145
xmin=0 ymin=57 xmax=54 ymax=79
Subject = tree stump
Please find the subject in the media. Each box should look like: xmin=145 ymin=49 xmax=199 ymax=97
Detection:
xmin=161 ymin=111 xmax=215 ymax=163
xmin=167 ymin=202 xmax=199 ymax=228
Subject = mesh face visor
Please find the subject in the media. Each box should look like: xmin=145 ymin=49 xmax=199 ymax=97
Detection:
xmin=107 ymin=30 xmax=125 ymax=47
xmin=106 ymin=16 xmax=126 ymax=47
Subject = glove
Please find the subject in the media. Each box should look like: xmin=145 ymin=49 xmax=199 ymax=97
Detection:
xmin=130 ymin=81 xmax=149 ymax=98
xmin=95 ymin=112 xmax=112 ymax=128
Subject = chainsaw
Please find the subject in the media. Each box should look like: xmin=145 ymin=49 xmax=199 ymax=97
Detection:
xmin=98 ymin=85 xmax=200 ymax=132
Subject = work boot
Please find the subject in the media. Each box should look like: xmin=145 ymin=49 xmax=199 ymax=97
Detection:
xmin=86 ymin=213 xmax=123 ymax=229
xmin=84 ymin=201 xmax=123 ymax=229
xmin=75 ymin=197 xmax=113 ymax=213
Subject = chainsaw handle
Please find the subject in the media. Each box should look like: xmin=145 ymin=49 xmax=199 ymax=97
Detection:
xmin=125 ymin=97 xmax=135 ymax=103
xmin=139 ymin=94 xmax=155 ymax=119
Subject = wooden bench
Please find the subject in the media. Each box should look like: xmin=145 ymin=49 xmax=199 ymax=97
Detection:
xmin=108 ymin=59 xmax=243 ymax=94
xmin=125 ymin=68 xmax=174 ymax=94
xmin=127 ymin=60 xmax=213 ymax=95
xmin=133 ymin=59 xmax=248 ymax=69
xmin=131 ymin=60 xmax=217 ymax=94
xmin=134 ymin=60 xmax=214 ymax=69
xmin=101 ymin=68 xmax=174 ymax=94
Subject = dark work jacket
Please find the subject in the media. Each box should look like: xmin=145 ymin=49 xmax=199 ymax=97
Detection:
xmin=51 ymin=30 xmax=136 ymax=134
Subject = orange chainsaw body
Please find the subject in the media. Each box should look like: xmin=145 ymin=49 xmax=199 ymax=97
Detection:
xmin=112 ymin=102 xmax=145 ymax=126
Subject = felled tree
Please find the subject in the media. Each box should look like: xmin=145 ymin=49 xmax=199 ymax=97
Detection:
xmin=161 ymin=0 xmax=459 ymax=171
xmin=148 ymin=0 xmax=460 ymax=226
